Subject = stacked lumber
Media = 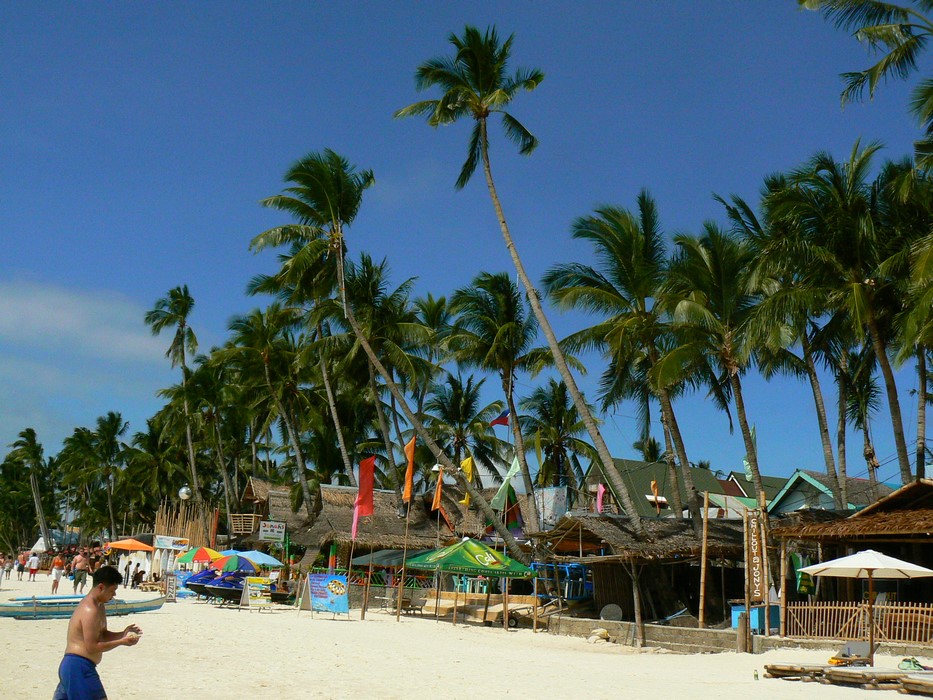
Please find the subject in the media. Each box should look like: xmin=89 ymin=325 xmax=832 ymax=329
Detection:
xmin=898 ymin=674 xmax=933 ymax=696
xmin=763 ymin=663 xmax=827 ymax=681
xmin=822 ymin=667 xmax=907 ymax=690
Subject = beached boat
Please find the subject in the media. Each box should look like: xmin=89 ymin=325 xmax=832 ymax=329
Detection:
xmin=0 ymin=595 xmax=165 ymax=620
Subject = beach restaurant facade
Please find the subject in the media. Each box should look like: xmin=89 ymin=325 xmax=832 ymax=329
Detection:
xmin=772 ymin=479 xmax=933 ymax=646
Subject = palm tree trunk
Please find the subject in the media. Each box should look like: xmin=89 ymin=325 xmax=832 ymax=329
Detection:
xmin=263 ymin=362 xmax=315 ymax=519
xmin=179 ymin=355 xmax=201 ymax=500
xmin=334 ymin=251 xmax=530 ymax=563
xmin=658 ymin=389 xmax=702 ymax=534
xmin=213 ymin=420 xmax=235 ymax=539
xmin=917 ymin=348 xmax=927 ymax=480
xmin=836 ymin=363 xmax=850 ymax=507
xmin=866 ymin=313 xmax=912 ymax=483
xmin=318 ymin=321 xmax=358 ymax=487
xmin=863 ymin=425 xmax=881 ymax=502
xmin=477 ymin=119 xmax=645 ymax=537
xmin=660 ymin=421 xmax=685 ymax=518
xmin=728 ymin=371 xmax=765 ymax=499
xmin=503 ymin=377 xmax=540 ymax=530
xmin=106 ymin=469 xmax=118 ymax=540
xmin=801 ymin=334 xmax=843 ymax=509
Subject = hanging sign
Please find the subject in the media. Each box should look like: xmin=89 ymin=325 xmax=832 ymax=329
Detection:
xmin=258 ymin=521 xmax=286 ymax=543
xmin=240 ymin=576 xmax=273 ymax=611
xmin=154 ymin=535 xmax=189 ymax=551
xmin=746 ymin=509 xmax=765 ymax=604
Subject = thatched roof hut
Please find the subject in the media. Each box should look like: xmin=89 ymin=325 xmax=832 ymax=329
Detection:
xmin=290 ymin=485 xmax=443 ymax=554
xmin=533 ymin=512 xmax=745 ymax=563
xmin=772 ymin=478 xmax=933 ymax=542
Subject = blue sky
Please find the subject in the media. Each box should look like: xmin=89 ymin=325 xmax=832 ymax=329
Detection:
xmin=1 ymin=2 xmax=925 ymax=484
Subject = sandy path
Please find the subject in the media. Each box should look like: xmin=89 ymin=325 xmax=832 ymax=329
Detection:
xmin=0 ymin=574 xmax=922 ymax=698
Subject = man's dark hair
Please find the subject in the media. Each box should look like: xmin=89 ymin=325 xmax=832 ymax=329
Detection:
xmin=92 ymin=565 xmax=122 ymax=587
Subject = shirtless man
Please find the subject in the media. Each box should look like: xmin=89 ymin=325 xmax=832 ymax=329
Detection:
xmin=72 ymin=549 xmax=89 ymax=594
xmin=53 ymin=566 xmax=141 ymax=699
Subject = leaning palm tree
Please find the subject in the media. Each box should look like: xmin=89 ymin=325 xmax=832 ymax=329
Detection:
xmin=145 ymin=285 xmax=201 ymax=500
xmin=396 ymin=26 xmax=645 ymax=535
xmin=448 ymin=271 xmax=546 ymax=527
xmin=802 ymin=0 xmax=933 ymax=167
xmin=253 ymin=148 xmax=530 ymax=560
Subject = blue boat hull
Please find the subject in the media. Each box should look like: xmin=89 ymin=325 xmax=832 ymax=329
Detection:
xmin=0 ymin=596 xmax=166 ymax=620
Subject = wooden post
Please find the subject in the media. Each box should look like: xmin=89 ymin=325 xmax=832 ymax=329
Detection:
xmin=533 ymin=576 xmax=538 ymax=633
xmin=737 ymin=612 xmax=748 ymax=653
xmin=502 ymin=577 xmax=510 ymax=630
xmin=361 ymin=557 xmax=374 ymax=621
xmin=699 ymin=490 xmax=710 ymax=629
xmin=433 ymin=568 xmax=441 ymax=621
xmin=779 ymin=540 xmax=787 ymax=637
xmin=396 ymin=502 xmax=413 ymax=622
xmin=452 ymin=581 xmax=459 ymax=625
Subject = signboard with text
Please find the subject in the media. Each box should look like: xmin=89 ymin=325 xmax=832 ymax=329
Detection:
xmin=258 ymin=520 xmax=286 ymax=543
xmin=299 ymin=573 xmax=349 ymax=615
xmin=154 ymin=535 xmax=189 ymax=551
xmin=240 ymin=576 xmax=272 ymax=610
xmin=746 ymin=509 xmax=765 ymax=604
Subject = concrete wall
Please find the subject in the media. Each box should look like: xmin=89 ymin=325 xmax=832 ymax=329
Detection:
xmin=549 ymin=615 xmax=933 ymax=658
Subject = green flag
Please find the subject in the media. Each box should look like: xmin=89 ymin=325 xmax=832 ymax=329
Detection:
xmin=491 ymin=456 xmax=521 ymax=510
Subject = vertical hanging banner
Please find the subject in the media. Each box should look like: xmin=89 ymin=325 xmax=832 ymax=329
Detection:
xmin=746 ymin=509 xmax=765 ymax=604
xmin=165 ymin=575 xmax=177 ymax=603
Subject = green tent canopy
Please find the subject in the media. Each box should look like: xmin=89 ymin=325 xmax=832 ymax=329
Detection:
xmin=405 ymin=538 xmax=533 ymax=578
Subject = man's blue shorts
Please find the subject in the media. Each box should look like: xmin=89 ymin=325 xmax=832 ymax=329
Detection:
xmin=52 ymin=653 xmax=106 ymax=700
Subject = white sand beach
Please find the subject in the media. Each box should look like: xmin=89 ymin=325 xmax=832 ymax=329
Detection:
xmin=0 ymin=574 xmax=923 ymax=699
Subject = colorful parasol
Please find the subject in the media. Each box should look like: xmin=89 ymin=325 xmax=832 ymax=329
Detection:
xmin=176 ymin=546 xmax=222 ymax=564
xmin=210 ymin=554 xmax=259 ymax=573
xmin=105 ymin=538 xmax=155 ymax=552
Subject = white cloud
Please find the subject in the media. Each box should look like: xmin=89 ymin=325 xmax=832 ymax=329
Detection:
xmin=0 ymin=281 xmax=167 ymax=365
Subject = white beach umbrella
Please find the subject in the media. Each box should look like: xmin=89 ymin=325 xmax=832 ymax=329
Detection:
xmin=799 ymin=550 xmax=933 ymax=664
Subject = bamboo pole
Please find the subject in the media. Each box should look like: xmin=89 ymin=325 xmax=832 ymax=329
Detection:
xmin=533 ymin=576 xmax=538 ymax=633
xmin=779 ymin=540 xmax=787 ymax=637
xmin=396 ymin=501 xmax=413 ymax=621
xmin=502 ymin=577 xmax=510 ymax=630
xmin=361 ymin=557 xmax=374 ymax=621
xmin=699 ymin=490 xmax=710 ymax=629
xmin=452 ymin=581 xmax=459 ymax=625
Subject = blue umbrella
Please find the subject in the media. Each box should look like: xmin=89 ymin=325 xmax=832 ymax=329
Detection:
xmin=239 ymin=550 xmax=285 ymax=568
xmin=219 ymin=549 xmax=241 ymax=556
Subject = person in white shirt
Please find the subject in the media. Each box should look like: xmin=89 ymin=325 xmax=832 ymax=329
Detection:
xmin=27 ymin=552 xmax=41 ymax=582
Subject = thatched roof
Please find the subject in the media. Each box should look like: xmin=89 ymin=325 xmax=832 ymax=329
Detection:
xmin=772 ymin=479 xmax=933 ymax=541
xmin=241 ymin=476 xmax=274 ymax=504
xmin=290 ymin=485 xmax=442 ymax=551
xmin=428 ymin=485 xmax=537 ymax=537
xmin=531 ymin=512 xmax=745 ymax=562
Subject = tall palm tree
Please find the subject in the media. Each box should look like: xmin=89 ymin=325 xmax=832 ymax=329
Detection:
xmin=543 ymin=194 xmax=704 ymax=530
xmin=253 ymin=148 xmax=530 ymax=561
xmin=8 ymin=429 xmax=52 ymax=547
xmin=396 ymin=26 xmax=645 ymax=535
xmin=772 ymin=143 xmax=914 ymax=483
xmin=519 ymin=379 xmax=598 ymax=502
xmin=226 ymin=304 xmax=316 ymax=518
xmin=423 ymin=372 xmax=509 ymax=482
xmin=145 ymin=285 xmax=201 ymax=500
xmin=661 ymin=224 xmax=766 ymax=498
xmin=449 ymin=271 xmax=546 ymax=527
xmin=802 ymin=0 xmax=933 ymax=167
xmin=93 ymin=411 xmax=129 ymax=539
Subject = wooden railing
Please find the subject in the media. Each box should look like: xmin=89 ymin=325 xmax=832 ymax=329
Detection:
xmin=786 ymin=601 xmax=933 ymax=644
xmin=229 ymin=514 xmax=261 ymax=535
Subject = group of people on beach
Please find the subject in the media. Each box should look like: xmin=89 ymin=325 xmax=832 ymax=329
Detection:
xmin=0 ymin=547 xmax=105 ymax=595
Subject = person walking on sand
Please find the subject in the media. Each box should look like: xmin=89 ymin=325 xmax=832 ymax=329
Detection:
xmin=72 ymin=549 xmax=89 ymax=595
xmin=17 ymin=552 xmax=26 ymax=580
xmin=3 ymin=555 xmax=13 ymax=583
xmin=27 ymin=551 xmax=40 ymax=581
xmin=51 ymin=552 xmax=66 ymax=594
xmin=52 ymin=565 xmax=141 ymax=700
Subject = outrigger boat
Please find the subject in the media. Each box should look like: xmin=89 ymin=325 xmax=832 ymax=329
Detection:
xmin=0 ymin=594 xmax=165 ymax=620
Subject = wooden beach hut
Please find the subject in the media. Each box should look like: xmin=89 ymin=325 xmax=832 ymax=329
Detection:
xmin=772 ymin=479 xmax=933 ymax=645
xmin=531 ymin=512 xmax=745 ymax=631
